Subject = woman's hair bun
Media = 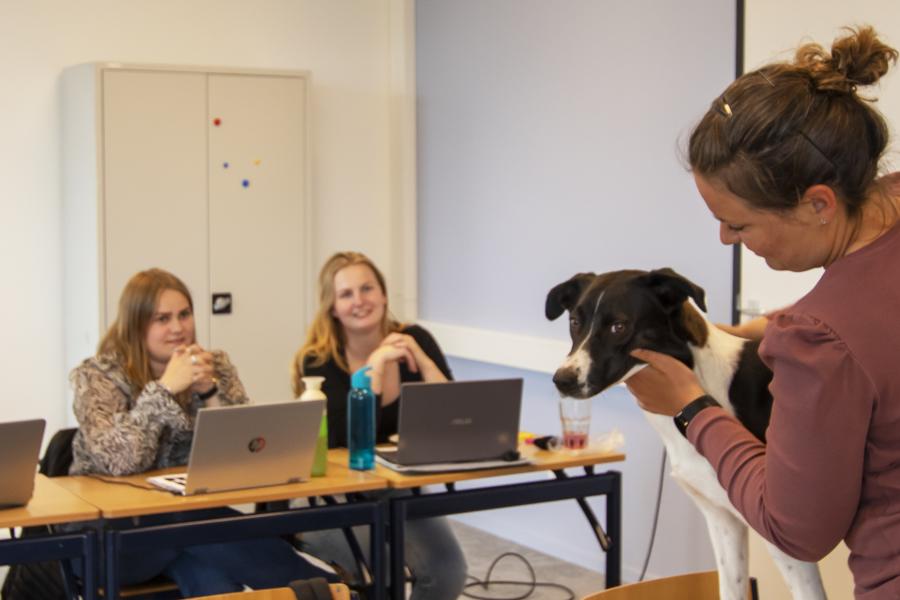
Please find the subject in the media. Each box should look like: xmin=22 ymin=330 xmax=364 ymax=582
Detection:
xmin=794 ymin=25 xmax=898 ymax=93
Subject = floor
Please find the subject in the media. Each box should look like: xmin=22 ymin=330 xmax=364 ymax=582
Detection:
xmin=450 ymin=520 xmax=606 ymax=600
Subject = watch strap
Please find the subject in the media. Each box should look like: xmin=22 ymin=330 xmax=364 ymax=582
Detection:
xmin=673 ymin=394 xmax=720 ymax=437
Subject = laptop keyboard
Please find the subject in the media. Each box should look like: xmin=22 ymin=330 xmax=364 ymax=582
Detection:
xmin=146 ymin=472 xmax=188 ymax=495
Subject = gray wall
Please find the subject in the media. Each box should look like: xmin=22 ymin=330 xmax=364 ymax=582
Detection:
xmin=417 ymin=0 xmax=737 ymax=336
xmin=416 ymin=0 xmax=738 ymax=581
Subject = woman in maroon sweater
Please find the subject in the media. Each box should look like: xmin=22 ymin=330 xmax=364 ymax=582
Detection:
xmin=627 ymin=27 xmax=900 ymax=599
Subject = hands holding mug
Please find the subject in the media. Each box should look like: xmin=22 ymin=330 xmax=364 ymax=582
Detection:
xmin=159 ymin=344 xmax=217 ymax=396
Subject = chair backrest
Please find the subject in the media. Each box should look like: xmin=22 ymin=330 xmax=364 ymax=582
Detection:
xmin=191 ymin=589 xmax=297 ymax=600
xmin=39 ymin=428 xmax=77 ymax=477
xmin=190 ymin=583 xmax=353 ymax=600
xmin=582 ymin=571 xmax=722 ymax=600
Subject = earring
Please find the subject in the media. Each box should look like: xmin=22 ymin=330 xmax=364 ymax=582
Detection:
xmin=820 ymin=218 xmax=828 ymax=225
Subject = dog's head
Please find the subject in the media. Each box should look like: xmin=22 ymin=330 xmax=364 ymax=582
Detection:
xmin=546 ymin=268 xmax=708 ymax=399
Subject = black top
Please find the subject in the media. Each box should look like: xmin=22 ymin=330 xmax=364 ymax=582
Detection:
xmin=301 ymin=324 xmax=453 ymax=448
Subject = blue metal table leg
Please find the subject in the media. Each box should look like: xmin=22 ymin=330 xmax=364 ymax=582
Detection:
xmin=105 ymin=529 xmax=120 ymax=600
xmin=605 ymin=471 xmax=622 ymax=587
xmin=370 ymin=501 xmax=386 ymax=600
xmin=82 ymin=529 xmax=98 ymax=600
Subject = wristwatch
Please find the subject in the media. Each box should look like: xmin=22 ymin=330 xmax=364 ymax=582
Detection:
xmin=673 ymin=395 xmax=720 ymax=437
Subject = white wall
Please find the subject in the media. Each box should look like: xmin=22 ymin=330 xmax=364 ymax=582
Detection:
xmin=0 ymin=0 xmax=411 ymax=437
xmin=739 ymin=2 xmax=900 ymax=319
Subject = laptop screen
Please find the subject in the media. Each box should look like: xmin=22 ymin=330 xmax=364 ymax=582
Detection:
xmin=389 ymin=378 xmax=522 ymax=465
xmin=0 ymin=419 xmax=45 ymax=507
xmin=149 ymin=400 xmax=323 ymax=495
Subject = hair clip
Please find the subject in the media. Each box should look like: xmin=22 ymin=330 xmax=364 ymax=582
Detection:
xmin=715 ymin=96 xmax=733 ymax=118
xmin=759 ymin=71 xmax=776 ymax=87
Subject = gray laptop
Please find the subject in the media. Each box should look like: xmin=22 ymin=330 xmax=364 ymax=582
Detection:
xmin=376 ymin=378 xmax=523 ymax=468
xmin=0 ymin=419 xmax=46 ymax=508
xmin=147 ymin=400 xmax=324 ymax=495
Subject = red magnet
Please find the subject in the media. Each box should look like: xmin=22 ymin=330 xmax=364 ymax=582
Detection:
xmin=213 ymin=118 xmax=221 ymax=126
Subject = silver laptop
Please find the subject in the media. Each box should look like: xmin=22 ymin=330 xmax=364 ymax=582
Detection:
xmin=0 ymin=419 xmax=46 ymax=508
xmin=376 ymin=378 xmax=523 ymax=467
xmin=148 ymin=400 xmax=324 ymax=495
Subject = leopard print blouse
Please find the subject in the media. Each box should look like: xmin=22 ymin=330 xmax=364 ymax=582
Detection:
xmin=69 ymin=350 xmax=249 ymax=476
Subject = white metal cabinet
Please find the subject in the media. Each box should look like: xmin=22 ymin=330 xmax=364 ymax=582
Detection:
xmin=62 ymin=63 xmax=310 ymax=406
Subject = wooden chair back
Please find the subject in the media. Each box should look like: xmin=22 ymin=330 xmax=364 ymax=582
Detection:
xmin=191 ymin=584 xmax=352 ymax=600
xmin=582 ymin=571 xmax=725 ymax=600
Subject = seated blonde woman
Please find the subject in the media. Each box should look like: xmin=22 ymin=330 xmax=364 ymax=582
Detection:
xmin=292 ymin=251 xmax=466 ymax=600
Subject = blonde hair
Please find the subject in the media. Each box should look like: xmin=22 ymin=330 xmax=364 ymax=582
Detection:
xmin=99 ymin=268 xmax=194 ymax=402
xmin=291 ymin=252 xmax=401 ymax=396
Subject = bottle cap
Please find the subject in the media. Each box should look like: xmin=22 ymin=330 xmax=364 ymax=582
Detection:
xmin=351 ymin=366 xmax=373 ymax=389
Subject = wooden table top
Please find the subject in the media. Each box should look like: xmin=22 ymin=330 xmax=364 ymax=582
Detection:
xmin=51 ymin=461 xmax=387 ymax=519
xmin=0 ymin=474 xmax=100 ymax=528
xmin=328 ymin=445 xmax=625 ymax=489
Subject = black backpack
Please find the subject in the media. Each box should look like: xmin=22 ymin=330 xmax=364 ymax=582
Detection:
xmin=1 ymin=429 xmax=78 ymax=600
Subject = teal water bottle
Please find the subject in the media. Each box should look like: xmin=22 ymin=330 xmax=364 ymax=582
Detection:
xmin=348 ymin=366 xmax=375 ymax=470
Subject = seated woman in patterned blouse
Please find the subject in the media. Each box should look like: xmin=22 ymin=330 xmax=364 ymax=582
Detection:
xmin=69 ymin=268 xmax=335 ymax=596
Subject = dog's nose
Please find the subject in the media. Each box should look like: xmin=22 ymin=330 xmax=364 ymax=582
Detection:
xmin=552 ymin=368 xmax=579 ymax=395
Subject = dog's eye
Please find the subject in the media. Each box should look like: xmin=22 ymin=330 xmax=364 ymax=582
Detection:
xmin=610 ymin=322 xmax=626 ymax=335
xmin=569 ymin=316 xmax=581 ymax=328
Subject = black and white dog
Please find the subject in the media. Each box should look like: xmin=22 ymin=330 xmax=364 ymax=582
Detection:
xmin=546 ymin=268 xmax=825 ymax=600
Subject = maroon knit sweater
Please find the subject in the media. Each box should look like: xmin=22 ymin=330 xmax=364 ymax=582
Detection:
xmin=689 ymin=185 xmax=900 ymax=599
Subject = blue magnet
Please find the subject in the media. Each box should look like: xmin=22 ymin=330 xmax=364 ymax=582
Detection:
xmin=242 ymin=179 xmax=250 ymax=188
xmin=223 ymin=162 xmax=229 ymax=169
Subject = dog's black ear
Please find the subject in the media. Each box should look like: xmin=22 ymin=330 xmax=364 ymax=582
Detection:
xmin=545 ymin=273 xmax=595 ymax=320
xmin=640 ymin=268 xmax=707 ymax=313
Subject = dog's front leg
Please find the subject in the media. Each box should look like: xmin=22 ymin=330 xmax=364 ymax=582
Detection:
xmin=685 ymin=490 xmax=751 ymax=600
xmin=705 ymin=505 xmax=750 ymax=600
xmin=763 ymin=540 xmax=827 ymax=600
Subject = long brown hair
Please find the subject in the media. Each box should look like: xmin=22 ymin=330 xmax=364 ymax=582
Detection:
xmin=689 ymin=26 xmax=898 ymax=219
xmin=291 ymin=252 xmax=402 ymax=396
xmin=99 ymin=268 xmax=195 ymax=399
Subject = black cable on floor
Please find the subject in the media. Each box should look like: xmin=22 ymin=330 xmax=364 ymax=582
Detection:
xmin=638 ymin=448 xmax=667 ymax=581
xmin=462 ymin=551 xmax=575 ymax=600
